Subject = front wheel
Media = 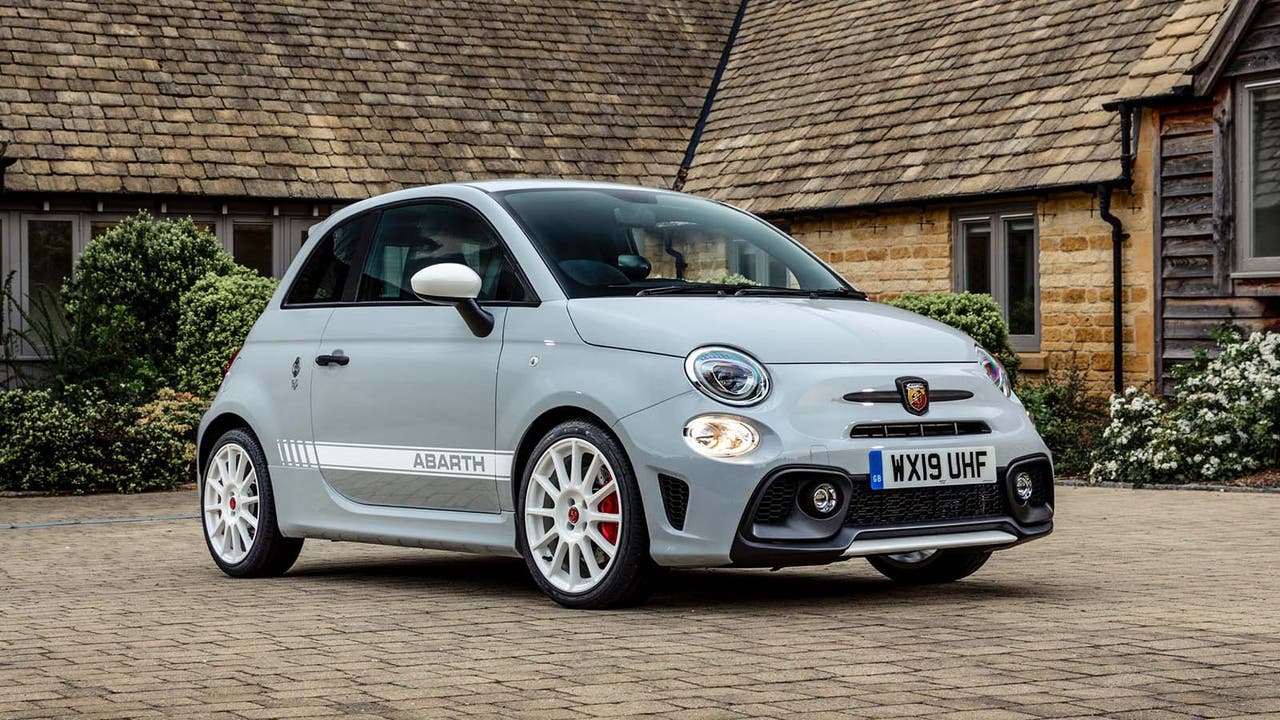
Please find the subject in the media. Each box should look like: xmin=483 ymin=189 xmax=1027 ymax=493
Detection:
xmin=201 ymin=428 xmax=303 ymax=578
xmin=516 ymin=420 xmax=653 ymax=609
xmin=867 ymin=548 xmax=991 ymax=584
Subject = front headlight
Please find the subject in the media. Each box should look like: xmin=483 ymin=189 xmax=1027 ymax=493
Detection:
xmin=977 ymin=347 xmax=1012 ymax=397
xmin=684 ymin=415 xmax=760 ymax=458
xmin=684 ymin=346 xmax=770 ymax=406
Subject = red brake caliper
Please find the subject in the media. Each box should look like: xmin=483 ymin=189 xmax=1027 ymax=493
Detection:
xmin=598 ymin=491 xmax=619 ymax=545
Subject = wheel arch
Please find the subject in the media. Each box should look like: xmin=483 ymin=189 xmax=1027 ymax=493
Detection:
xmin=198 ymin=412 xmax=263 ymax=482
xmin=509 ymin=405 xmax=620 ymax=508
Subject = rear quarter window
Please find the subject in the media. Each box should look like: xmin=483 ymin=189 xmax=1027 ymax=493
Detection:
xmin=286 ymin=214 xmax=373 ymax=305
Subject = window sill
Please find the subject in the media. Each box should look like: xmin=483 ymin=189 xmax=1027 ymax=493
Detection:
xmin=1015 ymin=351 xmax=1047 ymax=371
xmin=1230 ymin=270 xmax=1280 ymax=279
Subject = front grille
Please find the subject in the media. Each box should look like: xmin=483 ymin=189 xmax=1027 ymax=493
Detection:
xmin=843 ymin=480 xmax=1007 ymax=528
xmin=657 ymin=474 xmax=690 ymax=530
xmin=851 ymin=421 xmax=991 ymax=439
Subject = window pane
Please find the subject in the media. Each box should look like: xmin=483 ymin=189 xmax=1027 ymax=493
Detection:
xmin=286 ymin=214 xmax=370 ymax=304
xmin=27 ymin=220 xmax=73 ymax=302
xmin=358 ymin=203 xmax=525 ymax=302
xmin=1252 ymin=86 xmax=1280 ymax=258
xmin=90 ymin=221 xmax=118 ymax=241
xmin=960 ymin=220 xmax=991 ymax=294
xmin=1005 ymin=217 xmax=1036 ymax=336
xmin=233 ymin=223 xmax=273 ymax=277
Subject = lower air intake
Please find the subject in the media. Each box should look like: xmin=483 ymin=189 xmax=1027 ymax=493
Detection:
xmin=657 ymin=474 xmax=690 ymax=530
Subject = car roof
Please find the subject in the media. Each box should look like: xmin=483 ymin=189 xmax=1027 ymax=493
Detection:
xmin=460 ymin=178 xmax=682 ymax=195
xmin=304 ymin=179 xmax=690 ymax=245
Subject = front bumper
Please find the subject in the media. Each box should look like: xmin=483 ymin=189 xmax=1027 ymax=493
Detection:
xmin=727 ymin=454 xmax=1053 ymax=567
xmin=611 ymin=361 xmax=1054 ymax=567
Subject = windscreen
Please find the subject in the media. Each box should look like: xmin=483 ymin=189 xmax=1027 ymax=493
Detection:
xmin=496 ymin=188 xmax=852 ymax=298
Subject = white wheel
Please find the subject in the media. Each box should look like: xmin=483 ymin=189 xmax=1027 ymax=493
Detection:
xmin=202 ymin=443 xmax=260 ymax=565
xmin=523 ymin=437 xmax=622 ymax=594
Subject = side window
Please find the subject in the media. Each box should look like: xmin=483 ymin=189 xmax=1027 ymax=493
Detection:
xmin=1237 ymin=78 xmax=1280 ymax=273
xmin=286 ymin=213 xmax=371 ymax=305
xmin=357 ymin=202 xmax=526 ymax=302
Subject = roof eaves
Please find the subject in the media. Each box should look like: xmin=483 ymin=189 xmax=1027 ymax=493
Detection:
xmin=1191 ymin=0 xmax=1264 ymax=95
xmin=756 ymin=178 xmax=1124 ymax=220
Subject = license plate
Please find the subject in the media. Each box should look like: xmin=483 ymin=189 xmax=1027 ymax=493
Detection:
xmin=869 ymin=446 xmax=997 ymax=490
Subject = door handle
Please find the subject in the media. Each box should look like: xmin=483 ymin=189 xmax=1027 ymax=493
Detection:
xmin=315 ymin=353 xmax=350 ymax=367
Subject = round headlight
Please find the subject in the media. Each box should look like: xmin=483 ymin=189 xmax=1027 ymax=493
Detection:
xmin=684 ymin=346 xmax=770 ymax=406
xmin=976 ymin=347 xmax=1012 ymax=397
xmin=684 ymin=415 xmax=760 ymax=459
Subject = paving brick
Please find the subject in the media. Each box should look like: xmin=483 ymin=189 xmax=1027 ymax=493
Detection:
xmin=1 ymin=486 xmax=1279 ymax=719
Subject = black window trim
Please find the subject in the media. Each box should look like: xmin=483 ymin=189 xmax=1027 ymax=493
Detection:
xmin=280 ymin=197 xmax=540 ymax=310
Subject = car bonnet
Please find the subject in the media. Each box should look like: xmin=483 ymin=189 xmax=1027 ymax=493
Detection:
xmin=565 ymin=296 xmax=977 ymax=364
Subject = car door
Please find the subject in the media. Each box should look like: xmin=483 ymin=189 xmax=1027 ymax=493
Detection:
xmin=309 ymin=200 xmax=530 ymax=511
xmin=263 ymin=213 xmax=371 ymax=475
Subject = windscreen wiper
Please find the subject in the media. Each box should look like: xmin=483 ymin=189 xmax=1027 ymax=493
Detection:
xmin=635 ymin=283 xmax=737 ymax=296
xmin=732 ymin=286 xmax=868 ymax=300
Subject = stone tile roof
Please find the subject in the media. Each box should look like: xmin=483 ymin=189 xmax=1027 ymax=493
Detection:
xmin=0 ymin=0 xmax=737 ymax=199
xmin=683 ymin=0 xmax=1194 ymax=215
xmin=1114 ymin=0 xmax=1237 ymax=100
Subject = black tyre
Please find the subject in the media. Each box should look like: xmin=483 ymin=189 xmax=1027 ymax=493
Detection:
xmin=516 ymin=419 xmax=654 ymax=609
xmin=201 ymin=428 xmax=304 ymax=578
xmin=867 ymin=548 xmax=991 ymax=584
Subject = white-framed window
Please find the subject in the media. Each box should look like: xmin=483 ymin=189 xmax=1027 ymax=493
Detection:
xmin=1236 ymin=77 xmax=1280 ymax=275
xmin=2 ymin=210 xmax=323 ymax=361
xmin=954 ymin=207 xmax=1039 ymax=351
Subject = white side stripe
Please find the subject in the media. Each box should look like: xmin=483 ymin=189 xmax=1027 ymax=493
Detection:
xmin=275 ymin=439 xmax=513 ymax=477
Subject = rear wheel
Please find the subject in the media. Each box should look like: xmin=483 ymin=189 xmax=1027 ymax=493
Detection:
xmin=201 ymin=428 xmax=303 ymax=578
xmin=516 ymin=420 xmax=653 ymax=608
xmin=867 ymin=548 xmax=991 ymax=583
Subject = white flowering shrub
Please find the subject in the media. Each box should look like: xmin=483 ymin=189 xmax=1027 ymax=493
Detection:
xmin=1090 ymin=330 xmax=1280 ymax=484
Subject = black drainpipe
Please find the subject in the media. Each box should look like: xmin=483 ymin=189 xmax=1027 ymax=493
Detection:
xmin=1098 ymin=103 xmax=1136 ymax=395
xmin=673 ymin=0 xmax=748 ymax=191
xmin=1098 ymin=184 xmax=1129 ymax=395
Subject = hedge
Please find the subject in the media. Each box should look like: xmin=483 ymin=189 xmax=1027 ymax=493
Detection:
xmin=60 ymin=213 xmax=236 ymax=397
xmin=0 ymin=387 xmax=208 ymax=493
xmin=175 ymin=268 xmax=279 ymax=396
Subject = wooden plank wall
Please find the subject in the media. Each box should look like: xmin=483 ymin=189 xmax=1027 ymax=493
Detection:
xmin=1157 ymin=0 xmax=1280 ymax=393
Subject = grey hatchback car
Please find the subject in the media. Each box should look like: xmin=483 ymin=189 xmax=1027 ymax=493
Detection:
xmin=197 ymin=180 xmax=1054 ymax=608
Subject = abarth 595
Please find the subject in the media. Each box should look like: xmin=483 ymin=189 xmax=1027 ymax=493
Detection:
xmin=197 ymin=180 xmax=1053 ymax=608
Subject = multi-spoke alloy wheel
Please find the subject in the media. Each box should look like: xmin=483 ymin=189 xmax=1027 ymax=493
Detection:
xmin=201 ymin=428 xmax=304 ymax=578
xmin=204 ymin=443 xmax=260 ymax=564
xmin=517 ymin=420 xmax=653 ymax=608
xmin=524 ymin=437 xmax=622 ymax=594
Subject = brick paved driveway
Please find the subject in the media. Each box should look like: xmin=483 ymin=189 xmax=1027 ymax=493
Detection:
xmin=2 ymin=486 xmax=1278 ymax=720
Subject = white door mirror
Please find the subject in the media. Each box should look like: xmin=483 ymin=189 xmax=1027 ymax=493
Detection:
xmin=408 ymin=262 xmax=495 ymax=338
xmin=410 ymin=263 xmax=482 ymax=301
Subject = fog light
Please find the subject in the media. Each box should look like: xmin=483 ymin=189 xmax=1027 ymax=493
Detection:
xmin=812 ymin=482 xmax=839 ymax=515
xmin=1013 ymin=472 xmax=1034 ymax=503
xmin=684 ymin=415 xmax=760 ymax=459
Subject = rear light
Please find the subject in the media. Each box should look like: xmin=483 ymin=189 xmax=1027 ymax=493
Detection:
xmin=222 ymin=347 xmax=241 ymax=382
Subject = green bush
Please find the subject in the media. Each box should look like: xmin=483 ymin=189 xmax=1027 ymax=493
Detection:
xmin=1090 ymin=329 xmax=1280 ymax=484
xmin=1018 ymin=360 xmax=1108 ymax=476
xmin=175 ymin=269 xmax=279 ymax=396
xmin=0 ymin=386 xmax=208 ymax=493
xmin=61 ymin=213 xmax=236 ymax=397
xmin=884 ymin=292 xmax=1021 ymax=382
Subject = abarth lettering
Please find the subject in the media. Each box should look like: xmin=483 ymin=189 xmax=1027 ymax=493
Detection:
xmin=413 ymin=452 xmax=486 ymax=473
